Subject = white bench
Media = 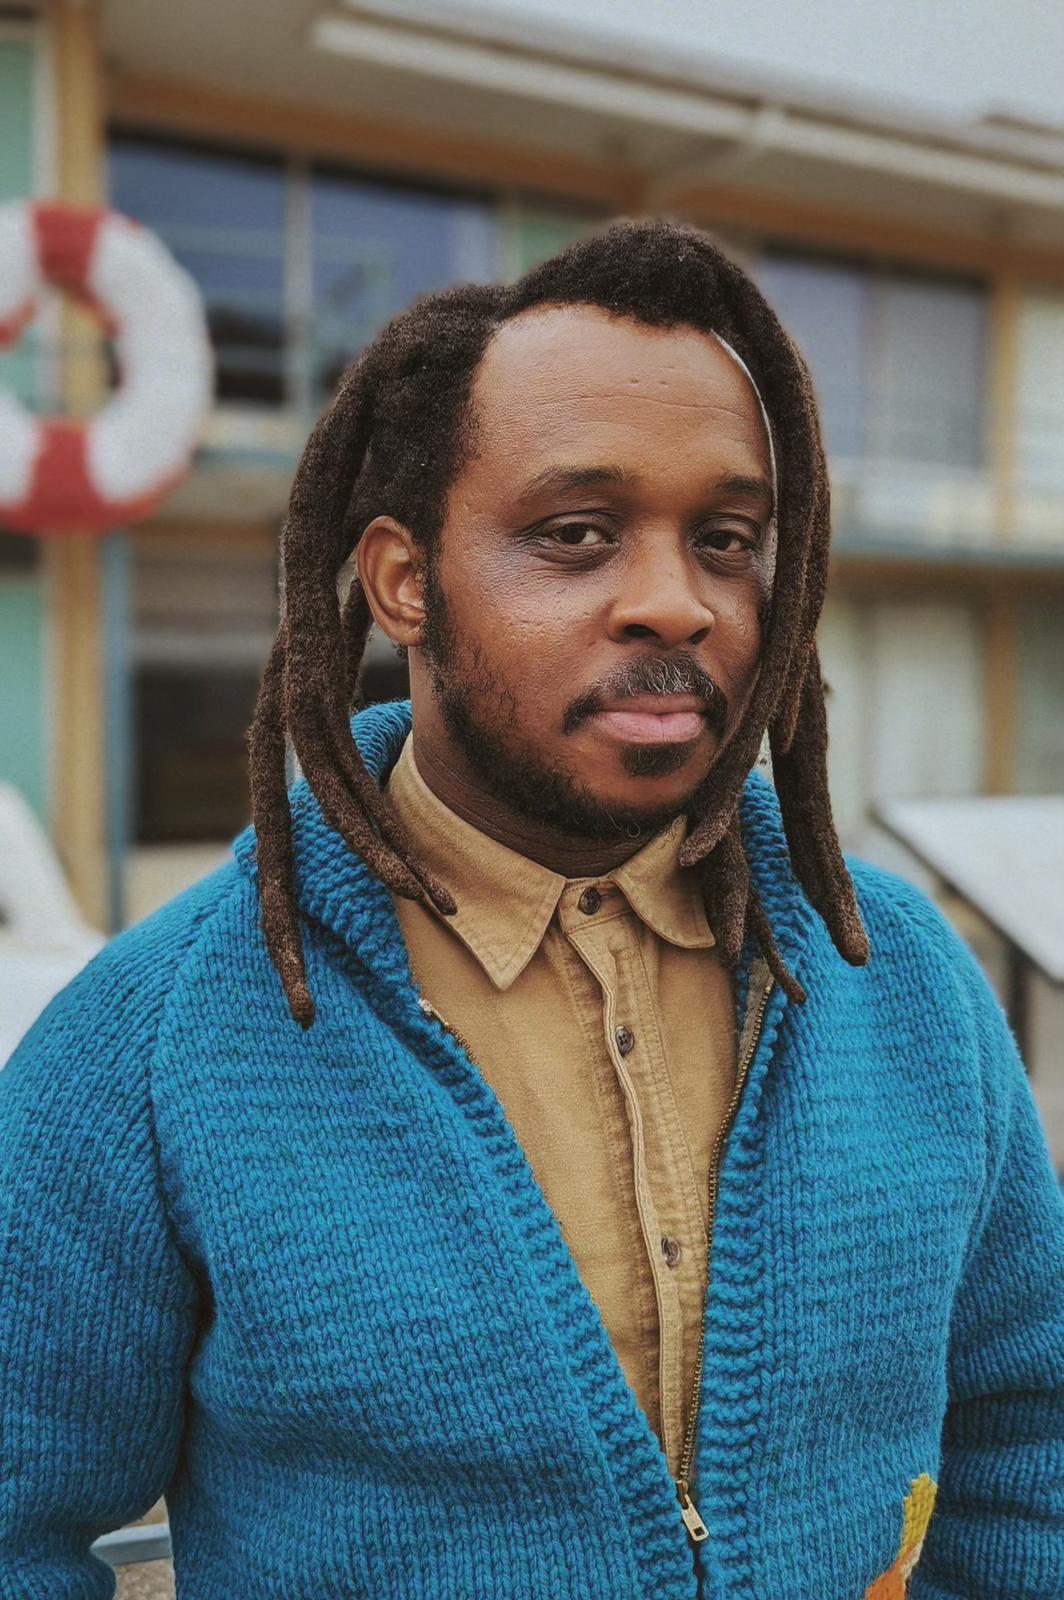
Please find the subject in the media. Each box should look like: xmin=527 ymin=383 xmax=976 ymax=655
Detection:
xmin=0 ymin=781 xmax=104 ymax=1065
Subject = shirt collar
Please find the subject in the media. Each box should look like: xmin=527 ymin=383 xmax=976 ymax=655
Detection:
xmin=385 ymin=733 xmax=715 ymax=991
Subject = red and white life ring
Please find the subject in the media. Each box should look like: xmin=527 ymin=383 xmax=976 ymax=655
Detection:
xmin=0 ymin=200 xmax=213 ymax=534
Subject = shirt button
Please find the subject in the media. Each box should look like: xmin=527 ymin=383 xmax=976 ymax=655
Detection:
xmin=615 ymin=1026 xmax=635 ymax=1055
xmin=661 ymin=1236 xmax=682 ymax=1268
xmin=578 ymin=887 xmax=602 ymax=915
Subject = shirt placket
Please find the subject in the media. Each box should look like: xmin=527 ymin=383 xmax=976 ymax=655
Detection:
xmin=563 ymin=887 xmax=710 ymax=1478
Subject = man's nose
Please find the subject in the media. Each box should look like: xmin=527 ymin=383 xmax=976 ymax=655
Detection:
xmin=605 ymin=535 xmax=715 ymax=648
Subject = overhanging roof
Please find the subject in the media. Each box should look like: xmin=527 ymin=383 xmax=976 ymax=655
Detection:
xmin=94 ymin=0 xmax=1064 ymax=252
xmin=876 ymin=796 xmax=1064 ymax=984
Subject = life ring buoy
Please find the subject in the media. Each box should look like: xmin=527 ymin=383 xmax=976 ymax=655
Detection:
xmin=0 ymin=200 xmax=213 ymax=534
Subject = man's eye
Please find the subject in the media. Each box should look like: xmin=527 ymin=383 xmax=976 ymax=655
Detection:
xmin=547 ymin=522 xmax=610 ymax=547
xmin=698 ymin=527 xmax=756 ymax=554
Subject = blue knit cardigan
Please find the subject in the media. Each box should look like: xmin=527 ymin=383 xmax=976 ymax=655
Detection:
xmin=2 ymin=699 xmax=1062 ymax=1600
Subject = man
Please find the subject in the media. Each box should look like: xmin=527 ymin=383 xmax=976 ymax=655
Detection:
xmin=1 ymin=221 xmax=1061 ymax=1600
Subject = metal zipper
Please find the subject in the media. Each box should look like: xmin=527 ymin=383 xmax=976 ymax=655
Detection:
xmin=416 ymin=968 xmax=776 ymax=1553
xmin=418 ymin=995 xmax=474 ymax=1052
xmin=674 ymin=962 xmax=775 ymax=1544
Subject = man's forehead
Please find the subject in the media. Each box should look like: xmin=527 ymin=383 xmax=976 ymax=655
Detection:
xmin=471 ymin=304 xmax=774 ymax=481
xmin=477 ymin=303 xmax=748 ymax=394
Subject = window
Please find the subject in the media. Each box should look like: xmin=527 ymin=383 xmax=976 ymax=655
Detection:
xmin=754 ymin=253 xmax=869 ymax=461
xmin=499 ymin=204 xmax=603 ymax=278
xmin=309 ymin=168 xmax=495 ymax=400
xmin=106 ymin=136 xmax=508 ymax=414
xmin=131 ymin=535 xmax=279 ymax=843
xmin=756 ymin=249 xmax=988 ymax=469
xmin=109 ymin=135 xmax=287 ymax=405
xmin=868 ymin=271 xmax=986 ymax=468
xmin=1015 ymin=291 xmax=1064 ymax=499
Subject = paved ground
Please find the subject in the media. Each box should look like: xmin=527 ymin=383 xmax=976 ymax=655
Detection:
xmin=114 ymin=1558 xmax=174 ymax=1600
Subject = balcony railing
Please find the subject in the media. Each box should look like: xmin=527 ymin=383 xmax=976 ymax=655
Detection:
xmin=6 ymin=221 xmax=1064 ymax=560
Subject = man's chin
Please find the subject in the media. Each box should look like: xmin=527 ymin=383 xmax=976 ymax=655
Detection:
xmin=557 ymin=760 xmax=714 ymax=838
xmin=432 ymin=684 xmax=707 ymax=841
xmin=460 ymin=740 xmax=695 ymax=841
xmin=617 ymin=739 xmax=703 ymax=782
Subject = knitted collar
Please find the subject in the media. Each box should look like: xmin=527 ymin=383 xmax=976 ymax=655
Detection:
xmin=232 ymin=698 xmax=819 ymax=994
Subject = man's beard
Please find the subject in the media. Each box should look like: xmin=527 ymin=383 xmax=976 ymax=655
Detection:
xmin=419 ymin=568 xmax=732 ymax=844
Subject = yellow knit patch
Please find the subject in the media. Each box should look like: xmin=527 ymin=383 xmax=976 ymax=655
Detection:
xmin=863 ymin=1474 xmax=938 ymax=1599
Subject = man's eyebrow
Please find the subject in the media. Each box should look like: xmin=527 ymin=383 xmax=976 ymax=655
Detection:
xmin=716 ymin=472 xmax=776 ymax=521
xmin=514 ymin=464 xmax=775 ymax=521
xmin=514 ymin=464 xmax=635 ymax=502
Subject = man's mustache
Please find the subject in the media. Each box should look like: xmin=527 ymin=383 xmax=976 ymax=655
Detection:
xmin=562 ymin=655 xmax=729 ymax=738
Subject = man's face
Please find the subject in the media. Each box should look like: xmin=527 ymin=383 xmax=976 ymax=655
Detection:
xmin=410 ymin=303 xmax=775 ymax=840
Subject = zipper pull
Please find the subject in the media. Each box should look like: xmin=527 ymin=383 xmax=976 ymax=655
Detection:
xmin=676 ymin=1479 xmax=709 ymax=1542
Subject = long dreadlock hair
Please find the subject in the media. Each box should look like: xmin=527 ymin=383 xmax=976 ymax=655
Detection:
xmin=247 ymin=217 xmax=871 ymax=1029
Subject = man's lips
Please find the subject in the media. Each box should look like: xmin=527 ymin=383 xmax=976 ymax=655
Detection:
xmin=590 ymin=695 xmax=710 ymax=744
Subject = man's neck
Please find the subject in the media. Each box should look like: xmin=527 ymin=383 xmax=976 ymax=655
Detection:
xmin=410 ymin=729 xmax=661 ymax=879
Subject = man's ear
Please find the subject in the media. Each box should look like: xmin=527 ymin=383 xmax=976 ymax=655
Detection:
xmin=355 ymin=516 xmax=426 ymax=648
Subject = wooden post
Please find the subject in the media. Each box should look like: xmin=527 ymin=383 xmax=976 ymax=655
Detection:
xmin=983 ymin=271 xmax=1022 ymax=799
xmin=989 ymin=270 xmax=1020 ymax=544
xmin=43 ymin=0 xmax=108 ymax=928
xmin=983 ymin=589 xmax=1019 ymax=796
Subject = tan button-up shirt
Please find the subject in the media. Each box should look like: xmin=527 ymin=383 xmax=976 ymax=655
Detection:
xmin=386 ymin=734 xmax=738 ymax=1476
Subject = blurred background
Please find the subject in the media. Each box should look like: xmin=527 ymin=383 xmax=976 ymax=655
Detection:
xmin=2 ymin=0 xmax=1062 ymax=1149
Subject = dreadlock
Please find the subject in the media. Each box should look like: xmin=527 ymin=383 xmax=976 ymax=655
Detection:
xmin=247 ymin=218 xmax=870 ymax=1029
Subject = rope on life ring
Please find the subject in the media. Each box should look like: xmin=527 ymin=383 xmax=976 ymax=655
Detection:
xmin=0 ymin=199 xmax=213 ymax=535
